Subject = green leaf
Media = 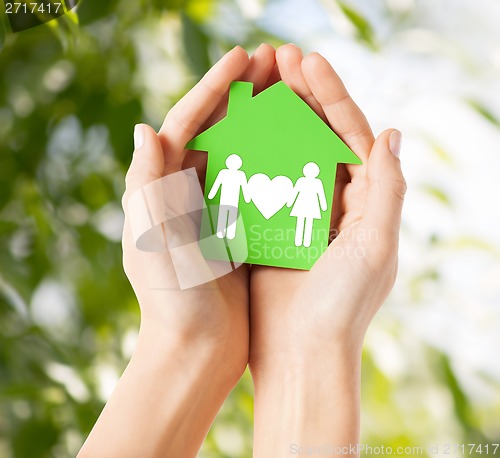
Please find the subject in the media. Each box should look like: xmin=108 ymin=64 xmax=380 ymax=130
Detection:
xmin=338 ymin=2 xmax=377 ymax=50
xmin=432 ymin=145 xmax=453 ymax=164
xmin=437 ymin=353 xmax=484 ymax=440
xmin=13 ymin=416 xmax=59 ymax=457
xmin=77 ymin=0 xmax=120 ymax=25
xmin=185 ymin=0 xmax=214 ymax=23
xmin=467 ymin=99 xmax=500 ymax=128
xmin=0 ymin=6 xmax=11 ymax=51
xmin=447 ymin=236 xmax=500 ymax=256
xmin=421 ymin=184 xmax=452 ymax=206
xmin=181 ymin=12 xmax=211 ymax=79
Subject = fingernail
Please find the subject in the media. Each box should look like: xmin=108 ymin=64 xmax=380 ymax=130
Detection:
xmin=389 ymin=130 xmax=402 ymax=158
xmin=134 ymin=124 xmax=145 ymax=150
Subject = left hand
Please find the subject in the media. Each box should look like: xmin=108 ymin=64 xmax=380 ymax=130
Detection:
xmin=122 ymin=44 xmax=277 ymax=387
xmin=80 ymin=46 xmax=281 ymax=458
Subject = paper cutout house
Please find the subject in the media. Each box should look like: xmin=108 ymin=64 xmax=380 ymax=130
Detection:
xmin=187 ymin=81 xmax=361 ymax=270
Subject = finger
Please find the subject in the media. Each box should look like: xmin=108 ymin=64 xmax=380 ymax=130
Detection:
xmin=301 ymin=52 xmax=374 ymax=176
xmin=158 ymin=46 xmax=249 ymax=167
xmin=361 ymin=129 xmax=406 ymax=240
xmin=265 ymin=63 xmax=281 ymax=87
xmin=242 ymin=43 xmax=276 ymax=94
xmin=123 ymin=123 xmax=164 ymax=204
xmin=185 ymin=44 xmax=277 ymax=185
xmin=275 ymin=44 xmax=325 ymax=120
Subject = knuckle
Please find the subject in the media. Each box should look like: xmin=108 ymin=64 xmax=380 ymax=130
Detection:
xmin=371 ymin=175 xmax=407 ymax=203
xmin=321 ymin=91 xmax=351 ymax=107
xmin=121 ymin=192 xmax=129 ymax=211
xmin=199 ymin=78 xmax=226 ymax=98
xmin=124 ymin=169 xmax=138 ymax=192
xmin=391 ymin=176 xmax=407 ymax=202
xmin=168 ymin=111 xmax=201 ymax=139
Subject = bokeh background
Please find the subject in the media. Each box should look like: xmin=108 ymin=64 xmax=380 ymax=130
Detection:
xmin=1 ymin=0 xmax=500 ymax=457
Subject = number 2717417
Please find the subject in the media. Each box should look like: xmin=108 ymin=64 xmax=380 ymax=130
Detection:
xmin=5 ymin=2 xmax=62 ymax=14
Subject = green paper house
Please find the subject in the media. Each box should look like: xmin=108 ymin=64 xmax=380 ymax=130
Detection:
xmin=187 ymin=81 xmax=361 ymax=270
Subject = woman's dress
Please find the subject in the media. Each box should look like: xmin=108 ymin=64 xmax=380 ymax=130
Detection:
xmin=290 ymin=177 xmax=323 ymax=219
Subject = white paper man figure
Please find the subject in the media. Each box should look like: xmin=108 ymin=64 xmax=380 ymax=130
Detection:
xmin=287 ymin=162 xmax=327 ymax=247
xmin=208 ymin=154 xmax=250 ymax=239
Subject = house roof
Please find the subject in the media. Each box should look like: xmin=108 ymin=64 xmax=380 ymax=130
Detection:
xmin=186 ymin=81 xmax=361 ymax=166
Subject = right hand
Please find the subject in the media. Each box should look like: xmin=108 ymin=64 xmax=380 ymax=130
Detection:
xmin=249 ymin=44 xmax=406 ymax=368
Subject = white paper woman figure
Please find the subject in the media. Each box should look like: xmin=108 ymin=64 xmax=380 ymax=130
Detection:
xmin=287 ymin=162 xmax=327 ymax=247
xmin=208 ymin=154 xmax=250 ymax=240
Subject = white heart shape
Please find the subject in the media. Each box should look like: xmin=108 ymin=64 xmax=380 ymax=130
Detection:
xmin=247 ymin=174 xmax=294 ymax=219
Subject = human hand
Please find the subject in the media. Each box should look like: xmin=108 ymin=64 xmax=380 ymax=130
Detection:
xmin=80 ymin=46 xmax=281 ymax=458
xmin=248 ymin=43 xmax=405 ymax=457
xmin=122 ymin=44 xmax=277 ymax=385
xmin=79 ymin=45 xmax=280 ymax=458
xmin=250 ymin=44 xmax=406 ymax=363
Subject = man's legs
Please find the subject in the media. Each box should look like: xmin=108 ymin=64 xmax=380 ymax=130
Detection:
xmin=225 ymin=207 xmax=238 ymax=240
xmin=216 ymin=207 xmax=229 ymax=238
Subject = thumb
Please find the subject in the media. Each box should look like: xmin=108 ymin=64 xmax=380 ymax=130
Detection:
xmin=121 ymin=123 xmax=167 ymax=253
xmin=124 ymin=123 xmax=165 ymax=196
xmin=362 ymin=129 xmax=406 ymax=238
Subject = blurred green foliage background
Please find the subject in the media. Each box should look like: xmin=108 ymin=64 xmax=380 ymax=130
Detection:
xmin=1 ymin=0 xmax=500 ymax=457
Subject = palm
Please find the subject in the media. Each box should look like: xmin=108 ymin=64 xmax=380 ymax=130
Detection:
xmin=123 ymin=46 xmax=279 ymax=383
xmin=163 ymin=43 xmax=278 ymax=336
xmin=249 ymin=168 xmax=371 ymax=354
xmin=249 ymin=45 xmax=403 ymax=360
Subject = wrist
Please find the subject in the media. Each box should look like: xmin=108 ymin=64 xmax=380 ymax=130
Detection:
xmin=137 ymin=316 xmax=220 ymax=353
xmin=250 ymin=331 xmax=364 ymax=373
xmin=251 ymin=346 xmax=362 ymax=457
xmin=251 ymin=343 xmax=362 ymax=426
xmin=250 ymin=342 xmax=362 ymax=388
xmin=135 ymin=316 xmax=247 ymax=390
xmin=82 ymin=318 xmax=238 ymax=458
